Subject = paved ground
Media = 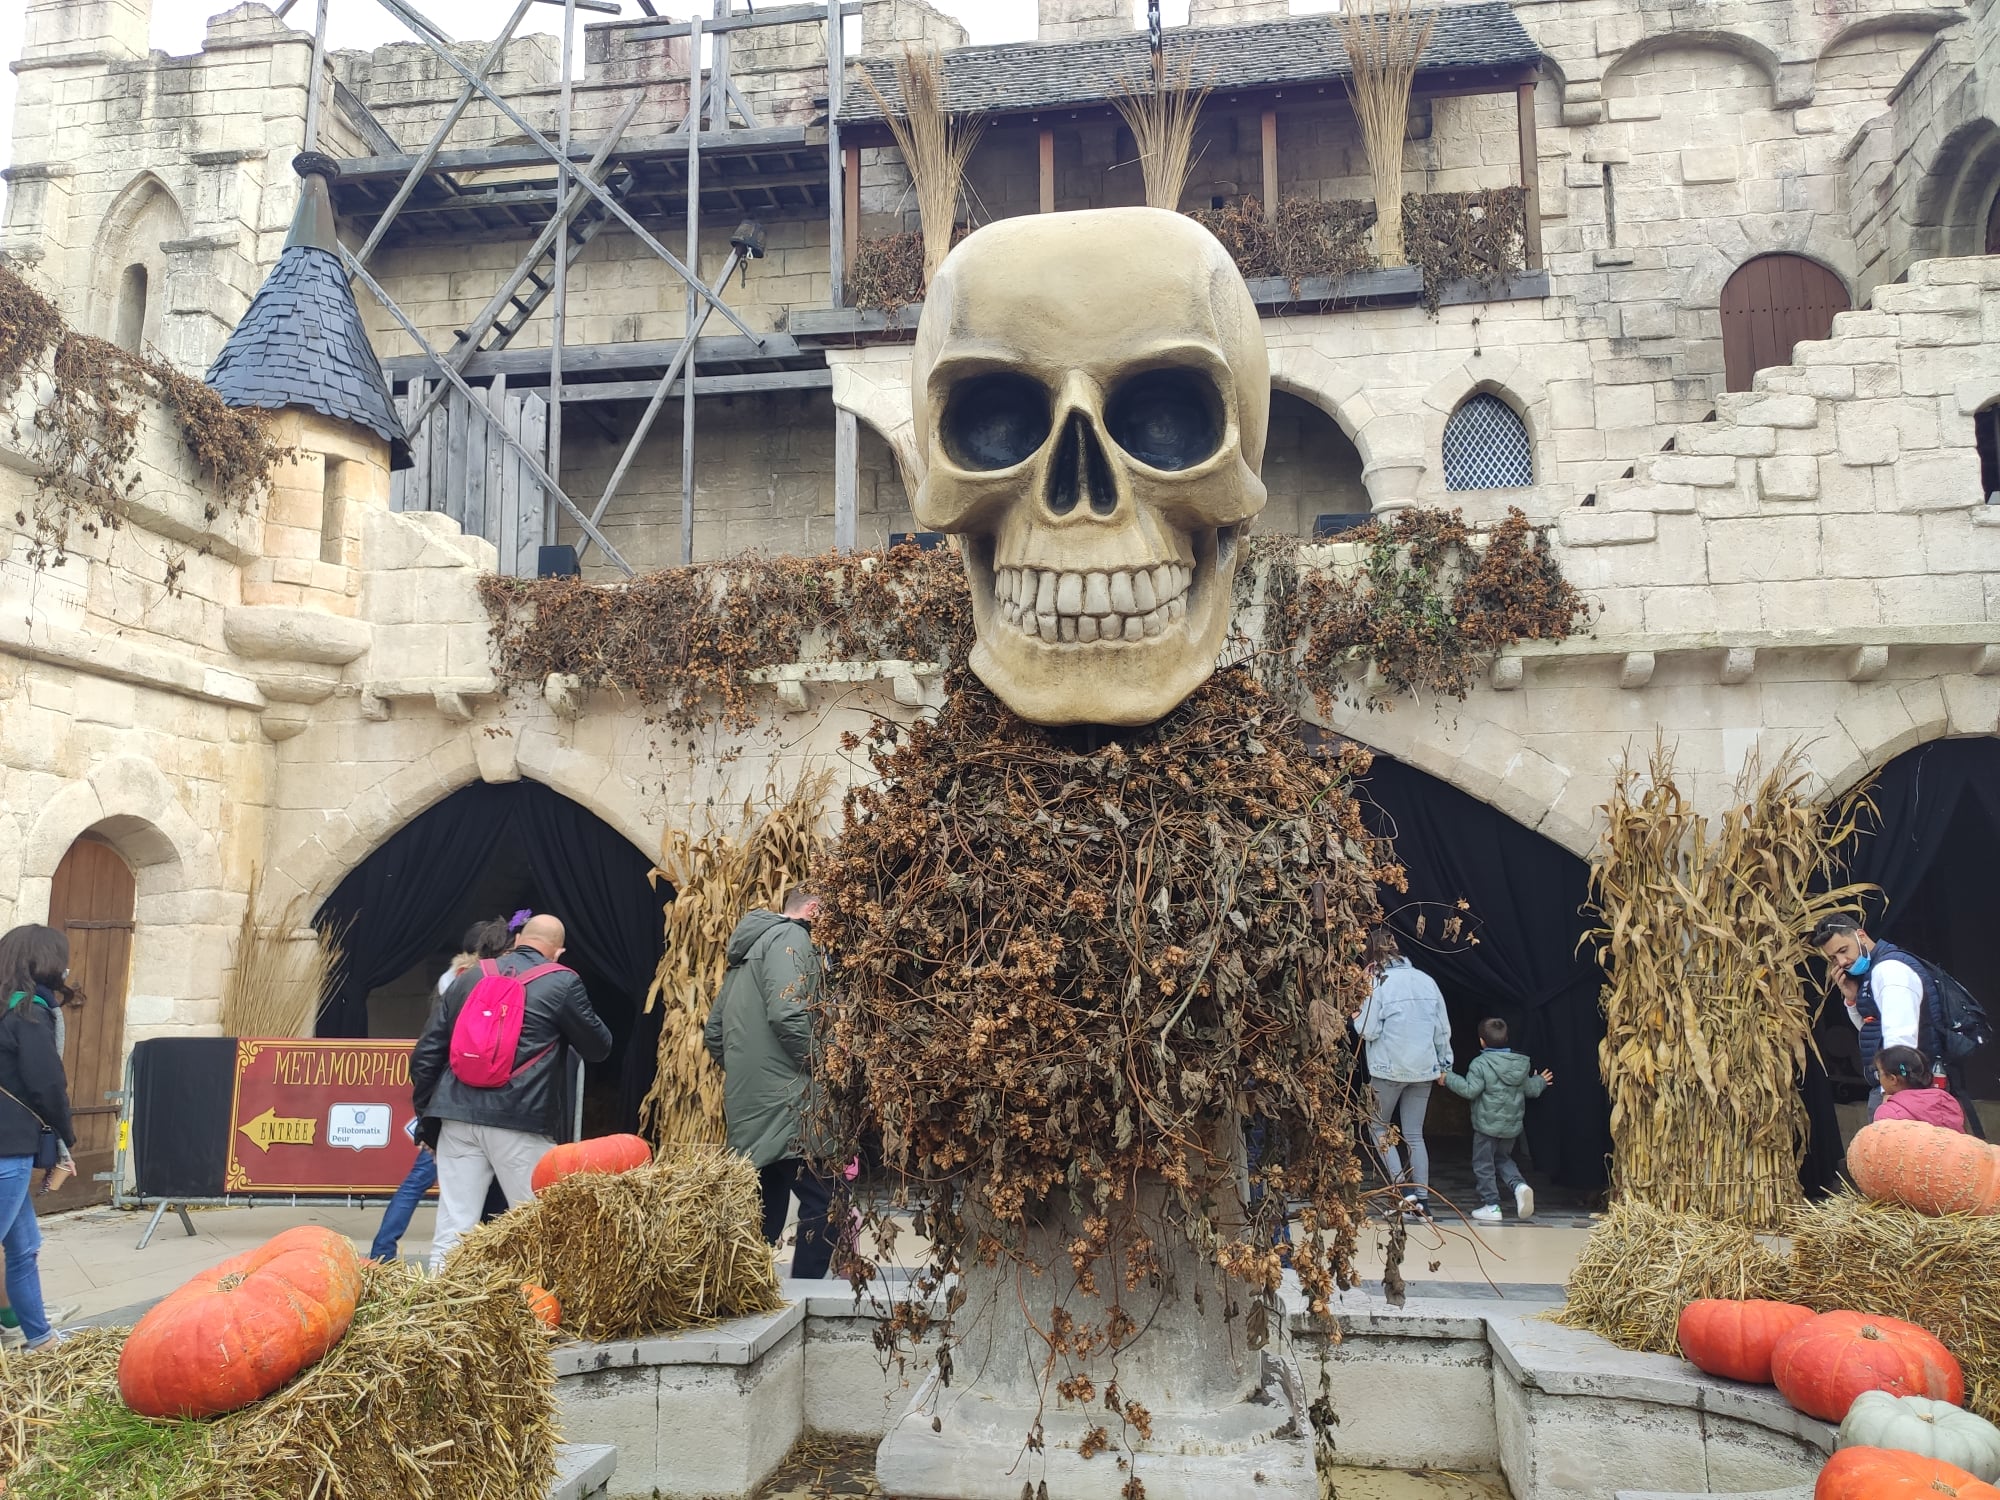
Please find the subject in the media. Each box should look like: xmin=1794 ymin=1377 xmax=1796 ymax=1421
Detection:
xmin=752 ymin=1437 xmax=1514 ymax=1499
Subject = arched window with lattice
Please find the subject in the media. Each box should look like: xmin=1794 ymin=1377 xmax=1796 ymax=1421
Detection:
xmin=1442 ymin=392 xmax=1534 ymax=491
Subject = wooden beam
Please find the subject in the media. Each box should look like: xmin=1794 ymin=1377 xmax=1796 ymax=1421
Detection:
xmin=333 ymin=126 xmax=812 ymax=183
xmin=557 ymin=370 xmax=834 ymax=401
xmin=826 ymin=0 xmax=845 ymax=308
xmin=842 ymin=142 xmax=861 ymax=282
xmin=833 ymin=405 xmax=859 ymax=552
xmin=1039 ymin=128 xmax=1055 ymax=214
xmin=1516 ymin=80 xmax=1543 ymax=270
xmin=612 ymin=1 xmax=860 ymax=40
xmin=382 ymin=333 xmax=804 ymax=381
xmin=1260 ymin=109 xmax=1278 ymax=222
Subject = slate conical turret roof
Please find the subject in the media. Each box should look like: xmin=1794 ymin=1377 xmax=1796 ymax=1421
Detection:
xmin=205 ymin=153 xmax=412 ymax=469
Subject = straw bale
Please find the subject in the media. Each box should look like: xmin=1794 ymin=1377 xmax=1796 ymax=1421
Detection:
xmin=1554 ymin=1200 xmax=1790 ymax=1355
xmin=1787 ymin=1193 xmax=2000 ymax=1423
xmin=0 ymin=1262 xmax=557 ymax=1500
xmin=448 ymin=1145 xmax=782 ymax=1342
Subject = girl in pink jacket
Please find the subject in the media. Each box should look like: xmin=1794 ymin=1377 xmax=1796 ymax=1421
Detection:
xmin=1873 ymin=1046 xmax=1967 ymax=1132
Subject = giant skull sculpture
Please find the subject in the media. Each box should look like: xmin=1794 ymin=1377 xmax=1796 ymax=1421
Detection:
xmin=912 ymin=207 xmax=1269 ymax=726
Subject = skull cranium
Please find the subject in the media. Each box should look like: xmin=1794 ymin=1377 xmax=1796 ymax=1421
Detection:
xmin=911 ymin=207 xmax=1269 ymax=726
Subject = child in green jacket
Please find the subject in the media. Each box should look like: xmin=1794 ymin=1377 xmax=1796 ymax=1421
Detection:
xmin=1438 ymin=1018 xmax=1553 ymax=1223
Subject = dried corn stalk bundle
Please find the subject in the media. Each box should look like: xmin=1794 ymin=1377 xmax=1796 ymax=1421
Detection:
xmin=1113 ymin=52 xmax=1210 ymax=212
xmin=859 ymin=46 xmax=983 ymax=287
xmin=1587 ymin=742 xmax=1873 ymax=1229
xmin=221 ymin=867 xmax=345 ymax=1038
xmin=1554 ymin=1199 xmax=1791 ymax=1354
xmin=449 ymin=1149 xmax=782 ymax=1342
xmin=817 ymin=669 xmax=1395 ymax=1328
xmin=1333 ymin=0 xmax=1434 ymax=266
xmin=1788 ymin=1193 xmax=2000 ymax=1422
xmin=640 ymin=774 xmax=831 ymax=1146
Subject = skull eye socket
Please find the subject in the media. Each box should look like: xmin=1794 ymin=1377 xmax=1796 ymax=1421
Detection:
xmin=1105 ymin=369 xmax=1223 ymax=472
xmin=941 ymin=373 xmax=1053 ymax=471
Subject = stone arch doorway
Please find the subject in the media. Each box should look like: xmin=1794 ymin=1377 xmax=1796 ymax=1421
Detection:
xmin=45 ymin=836 xmax=136 ymax=1210
xmin=1720 ymin=253 xmax=1851 ymax=392
xmin=1260 ymin=390 xmax=1369 ymax=537
xmin=313 ymin=779 xmax=665 ymax=1137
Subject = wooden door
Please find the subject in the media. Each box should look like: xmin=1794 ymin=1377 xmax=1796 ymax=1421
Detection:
xmin=1719 ymin=254 xmax=1851 ymax=393
xmin=44 ymin=837 xmax=135 ymax=1211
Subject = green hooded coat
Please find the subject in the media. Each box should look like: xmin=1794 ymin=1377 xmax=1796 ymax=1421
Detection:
xmin=703 ymin=909 xmax=822 ymax=1168
xmin=1441 ymin=1048 xmax=1546 ymax=1139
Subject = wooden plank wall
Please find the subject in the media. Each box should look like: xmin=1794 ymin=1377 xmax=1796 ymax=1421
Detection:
xmin=389 ymin=380 xmax=548 ymax=577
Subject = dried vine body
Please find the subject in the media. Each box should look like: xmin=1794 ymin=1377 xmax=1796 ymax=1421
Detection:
xmin=816 ymin=669 xmax=1397 ymax=1424
xmin=641 ymin=778 xmax=830 ymax=1146
xmin=1586 ymin=743 xmax=1874 ymax=1229
xmin=1334 ymin=0 xmax=1434 ymax=267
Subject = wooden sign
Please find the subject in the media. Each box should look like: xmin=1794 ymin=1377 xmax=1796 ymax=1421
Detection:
xmin=223 ymin=1038 xmax=423 ymax=1196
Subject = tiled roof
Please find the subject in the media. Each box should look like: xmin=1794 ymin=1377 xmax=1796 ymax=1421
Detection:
xmin=839 ymin=2 xmax=1539 ymax=124
xmin=205 ymin=163 xmax=412 ymax=469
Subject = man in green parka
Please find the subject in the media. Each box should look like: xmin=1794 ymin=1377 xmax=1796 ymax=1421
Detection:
xmin=704 ymin=889 xmax=835 ymax=1278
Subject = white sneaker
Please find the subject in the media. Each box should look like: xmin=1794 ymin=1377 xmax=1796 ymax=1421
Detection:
xmin=1471 ymin=1204 xmax=1504 ymax=1223
xmin=45 ymin=1303 xmax=81 ymax=1327
xmin=0 ymin=1323 xmax=22 ymax=1348
xmin=1514 ymin=1183 xmax=1535 ymax=1220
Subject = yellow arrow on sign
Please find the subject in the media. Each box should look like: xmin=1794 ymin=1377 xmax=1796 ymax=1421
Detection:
xmin=237 ymin=1108 xmax=317 ymax=1153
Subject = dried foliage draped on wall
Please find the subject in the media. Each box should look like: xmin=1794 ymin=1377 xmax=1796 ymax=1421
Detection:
xmin=814 ymin=670 xmax=1395 ymax=1325
xmin=1252 ymin=507 xmax=1591 ymax=713
xmin=1586 ymin=743 xmax=1875 ymax=1230
xmin=640 ymin=778 xmax=829 ymax=1147
xmin=0 ymin=263 xmax=288 ymax=569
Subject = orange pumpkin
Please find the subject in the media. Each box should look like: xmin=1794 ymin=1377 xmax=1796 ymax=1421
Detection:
xmin=529 ymin=1133 xmax=652 ymax=1194
xmin=522 ymin=1282 xmax=561 ymax=1330
xmin=1677 ymin=1298 xmax=1817 ymax=1384
xmin=1773 ymin=1311 xmax=1966 ymax=1423
xmin=1816 ymin=1447 xmax=2000 ymax=1499
xmin=118 ymin=1225 xmax=364 ymax=1418
xmin=1848 ymin=1121 xmax=2000 ymax=1218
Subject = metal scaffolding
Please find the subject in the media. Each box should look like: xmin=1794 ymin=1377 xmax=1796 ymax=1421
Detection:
xmin=297 ymin=0 xmax=857 ymax=573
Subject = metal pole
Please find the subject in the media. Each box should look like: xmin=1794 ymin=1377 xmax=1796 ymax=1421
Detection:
xmin=549 ymin=0 xmax=578 ymax=543
xmin=351 ymin=0 xmax=537 ymax=270
xmin=826 ymin=0 xmax=844 ymax=308
xmin=372 ymin=0 xmax=765 ymax=344
xmin=301 ymin=0 xmax=331 ymax=153
xmin=682 ymin=14 xmax=703 ymax=567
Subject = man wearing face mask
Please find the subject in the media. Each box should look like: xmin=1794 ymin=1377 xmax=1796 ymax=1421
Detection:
xmin=704 ymin=887 xmax=835 ymax=1279
xmin=1813 ymin=915 xmax=1933 ymax=1115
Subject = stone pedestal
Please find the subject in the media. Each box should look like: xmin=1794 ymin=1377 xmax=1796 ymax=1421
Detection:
xmin=875 ymin=1191 xmax=1318 ymax=1500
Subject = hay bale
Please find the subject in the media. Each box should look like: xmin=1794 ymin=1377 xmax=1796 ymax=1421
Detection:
xmin=1554 ymin=1199 xmax=1791 ymax=1355
xmin=1787 ymin=1192 xmax=2000 ymax=1423
xmin=0 ymin=1262 xmax=557 ymax=1500
xmin=449 ymin=1145 xmax=782 ymax=1342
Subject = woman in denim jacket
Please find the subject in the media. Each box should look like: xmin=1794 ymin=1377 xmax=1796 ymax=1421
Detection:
xmin=1354 ymin=928 xmax=1452 ymax=1218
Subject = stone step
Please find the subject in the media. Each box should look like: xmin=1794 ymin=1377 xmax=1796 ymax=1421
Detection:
xmin=552 ymin=1443 xmax=618 ymax=1500
xmin=1613 ymin=1488 xmax=1812 ymax=1500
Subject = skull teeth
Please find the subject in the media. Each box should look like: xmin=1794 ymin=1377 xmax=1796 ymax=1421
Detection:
xmin=993 ymin=565 xmax=1191 ymax=645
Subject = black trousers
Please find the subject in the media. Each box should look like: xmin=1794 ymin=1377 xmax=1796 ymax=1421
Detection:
xmin=758 ymin=1158 xmax=836 ymax=1280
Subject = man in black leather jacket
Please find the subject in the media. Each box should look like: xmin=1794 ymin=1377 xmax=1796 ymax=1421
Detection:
xmin=411 ymin=913 xmax=612 ymax=1269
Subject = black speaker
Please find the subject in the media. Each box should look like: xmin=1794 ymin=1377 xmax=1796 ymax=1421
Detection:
xmin=537 ymin=544 xmax=581 ymax=578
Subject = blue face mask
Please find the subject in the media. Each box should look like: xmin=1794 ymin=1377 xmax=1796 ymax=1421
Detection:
xmin=1848 ymin=952 xmax=1873 ymax=978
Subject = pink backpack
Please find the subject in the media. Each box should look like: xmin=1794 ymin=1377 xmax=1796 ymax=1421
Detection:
xmin=448 ymin=959 xmax=565 ymax=1088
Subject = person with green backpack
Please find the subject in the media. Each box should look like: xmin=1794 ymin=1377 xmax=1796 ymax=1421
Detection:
xmin=0 ymin=924 xmax=80 ymax=1350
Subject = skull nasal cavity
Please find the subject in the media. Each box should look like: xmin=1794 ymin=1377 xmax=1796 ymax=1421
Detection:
xmin=1048 ymin=413 xmax=1119 ymax=518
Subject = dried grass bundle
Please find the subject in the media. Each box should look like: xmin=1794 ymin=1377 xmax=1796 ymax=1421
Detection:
xmin=1555 ymin=1200 xmax=1791 ymax=1355
xmin=640 ymin=775 xmax=831 ymax=1146
xmin=1113 ymin=55 xmax=1210 ymax=212
xmin=220 ymin=868 xmax=345 ymax=1038
xmin=448 ymin=1147 xmax=783 ymax=1342
xmin=1788 ymin=1193 xmax=2000 ymax=1422
xmin=1587 ymin=742 xmax=1874 ymax=1229
xmin=860 ymin=46 xmax=983 ymax=287
xmin=1333 ymin=0 xmax=1434 ymax=267
xmin=0 ymin=1263 xmax=556 ymax=1500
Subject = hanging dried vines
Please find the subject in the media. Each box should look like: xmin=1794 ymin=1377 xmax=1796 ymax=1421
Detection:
xmin=860 ymin=45 xmax=983 ymax=288
xmin=1188 ymin=196 xmax=1377 ymax=293
xmin=815 ymin=668 xmax=1396 ymax=1352
xmin=1404 ymin=187 xmax=1527 ymax=313
xmin=1253 ymin=507 xmax=1590 ymax=712
xmin=1 ymin=263 xmax=287 ymax=569
xmin=1333 ymin=0 xmax=1434 ymax=267
xmin=1585 ymin=742 xmax=1876 ymax=1230
xmin=1113 ymin=53 xmax=1210 ymax=212
xmin=641 ymin=776 xmax=831 ymax=1147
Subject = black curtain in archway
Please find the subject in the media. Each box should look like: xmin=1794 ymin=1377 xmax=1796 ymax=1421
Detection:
xmin=315 ymin=782 xmax=665 ymax=1109
xmin=1351 ymin=753 xmax=1613 ymax=1192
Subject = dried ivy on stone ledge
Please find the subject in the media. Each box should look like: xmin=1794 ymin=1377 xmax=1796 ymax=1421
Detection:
xmin=479 ymin=511 xmax=1585 ymax=734
xmin=0 ymin=262 xmax=288 ymax=568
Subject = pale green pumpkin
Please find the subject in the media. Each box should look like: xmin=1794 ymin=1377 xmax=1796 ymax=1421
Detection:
xmin=1837 ymin=1391 xmax=2000 ymax=1481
